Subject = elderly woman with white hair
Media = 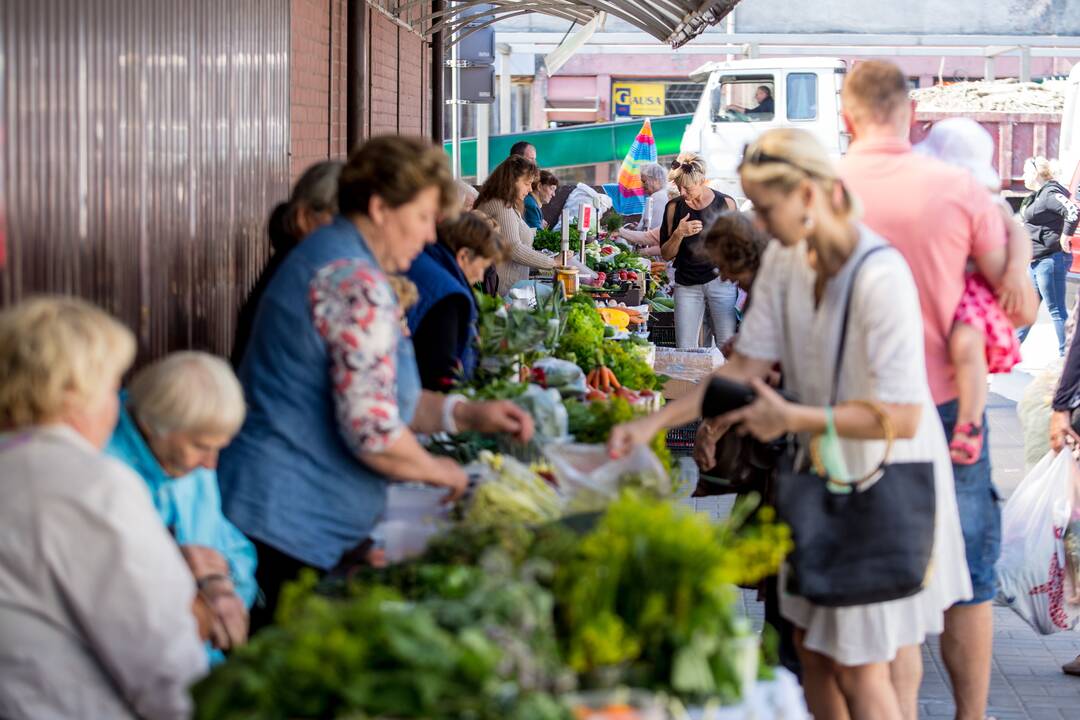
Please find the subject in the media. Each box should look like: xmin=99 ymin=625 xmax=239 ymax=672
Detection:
xmin=106 ymin=351 xmax=256 ymax=656
xmin=618 ymin=161 xmax=670 ymax=256
xmin=0 ymin=297 xmax=207 ymax=720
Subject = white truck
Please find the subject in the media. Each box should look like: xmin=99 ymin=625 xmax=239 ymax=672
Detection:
xmin=679 ymin=57 xmax=848 ymax=199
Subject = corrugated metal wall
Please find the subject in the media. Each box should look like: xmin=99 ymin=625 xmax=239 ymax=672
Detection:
xmin=0 ymin=0 xmax=290 ymax=361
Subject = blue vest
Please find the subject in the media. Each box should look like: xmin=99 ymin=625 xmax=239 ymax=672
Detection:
xmin=218 ymin=216 xmax=421 ymax=570
xmin=406 ymin=242 xmax=479 ymax=381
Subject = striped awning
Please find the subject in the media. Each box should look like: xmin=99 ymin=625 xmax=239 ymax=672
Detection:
xmin=381 ymin=0 xmax=742 ymax=50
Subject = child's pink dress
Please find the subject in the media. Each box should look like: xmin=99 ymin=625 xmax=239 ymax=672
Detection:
xmin=955 ymin=273 xmax=1021 ymax=373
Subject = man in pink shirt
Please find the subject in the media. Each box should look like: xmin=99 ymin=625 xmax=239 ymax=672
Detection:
xmin=839 ymin=60 xmax=1031 ymax=720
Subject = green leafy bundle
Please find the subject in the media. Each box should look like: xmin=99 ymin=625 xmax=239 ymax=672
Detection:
xmin=601 ymin=340 xmax=661 ymax=391
xmin=553 ymin=492 xmax=791 ymax=703
xmin=472 ymin=290 xmax=564 ymax=385
xmin=553 ymin=294 xmax=606 ymax=370
xmin=533 ymin=225 xmax=581 ymax=253
xmin=193 ymin=565 xmax=573 ymax=720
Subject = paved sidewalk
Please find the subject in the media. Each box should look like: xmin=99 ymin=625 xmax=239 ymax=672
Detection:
xmin=917 ymin=392 xmax=1080 ymax=720
xmin=684 ymin=390 xmax=1080 ymax=719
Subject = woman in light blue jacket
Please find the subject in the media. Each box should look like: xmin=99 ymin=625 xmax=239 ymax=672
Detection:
xmin=106 ymin=351 xmax=256 ymax=654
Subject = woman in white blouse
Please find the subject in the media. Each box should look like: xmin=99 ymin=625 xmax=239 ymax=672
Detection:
xmin=610 ymin=129 xmax=971 ymax=720
xmin=475 ymin=154 xmax=555 ymax=293
xmin=0 ymin=297 xmax=208 ymax=720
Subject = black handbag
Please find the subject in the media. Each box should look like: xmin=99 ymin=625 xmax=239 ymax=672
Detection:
xmin=693 ymin=376 xmax=794 ymax=497
xmin=775 ymin=246 xmax=937 ymax=608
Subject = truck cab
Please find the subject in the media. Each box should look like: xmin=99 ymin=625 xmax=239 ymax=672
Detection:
xmin=680 ymin=58 xmax=848 ymax=199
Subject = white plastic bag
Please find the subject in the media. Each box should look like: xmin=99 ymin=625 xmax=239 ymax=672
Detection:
xmin=996 ymin=450 xmax=1080 ymax=634
xmin=544 ymin=443 xmax=668 ymax=513
xmin=554 ymin=183 xmax=613 ymax=231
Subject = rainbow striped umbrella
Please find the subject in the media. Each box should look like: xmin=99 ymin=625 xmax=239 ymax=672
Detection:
xmin=603 ymin=119 xmax=657 ymax=215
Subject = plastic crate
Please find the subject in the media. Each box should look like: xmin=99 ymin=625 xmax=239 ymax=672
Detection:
xmin=648 ymin=324 xmax=676 ymax=348
xmin=649 ymin=309 xmax=674 ymax=328
xmin=666 ymin=421 xmax=700 ymax=453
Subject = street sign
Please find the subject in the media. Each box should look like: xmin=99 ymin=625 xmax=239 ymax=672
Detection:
xmin=444 ymin=66 xmax=494 ymax=104
xmin=457 ymin=26 xmax=494 ymax=65
xmin=612 ymin=81 xmax=666 ymax=118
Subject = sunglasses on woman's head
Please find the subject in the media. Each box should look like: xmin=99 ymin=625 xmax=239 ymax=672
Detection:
xmin=739 ymin=144 xmax=818 ymax=178
xmin=671 ymin=160 xmax=696 ymax=173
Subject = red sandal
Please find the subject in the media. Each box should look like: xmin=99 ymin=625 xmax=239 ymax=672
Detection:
xmin=949 ymin=422 xmax=984 ymax=465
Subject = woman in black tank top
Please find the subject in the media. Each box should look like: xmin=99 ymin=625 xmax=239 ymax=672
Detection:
xmin=659 ymin=153 xmax=739 ymax=349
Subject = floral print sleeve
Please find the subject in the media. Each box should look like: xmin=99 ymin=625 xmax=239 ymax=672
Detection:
xmin=310 ymin=259 xmax=404 ymax=456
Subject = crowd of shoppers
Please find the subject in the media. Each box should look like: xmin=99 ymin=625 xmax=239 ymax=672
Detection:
xmin=0 ymin=298 xmax=208 ymax=719
xmin=2 ymin=54 xmax=1078 ymax=719
xmin=614 ymin=125 xmax=972 ymax=719
xmin=219 ymin=136 xmax=533 ymax=630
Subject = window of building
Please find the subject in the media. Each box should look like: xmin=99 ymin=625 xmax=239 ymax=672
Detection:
xmin=664 ymin=82 xmax=705 ymax=115
xmin=787 ymin=73 xmax=818 ymax=121
xmin=711 ymin=75 xmax=775 ymax=122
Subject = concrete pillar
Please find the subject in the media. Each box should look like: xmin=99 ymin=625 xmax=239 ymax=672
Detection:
xmin=1019 ymin=47 xmax=1031 ymax=82
xmin=984 ymin=56 xmax=995 ymax=81
xmin=596 ymin=74 xmax=612 ymax=121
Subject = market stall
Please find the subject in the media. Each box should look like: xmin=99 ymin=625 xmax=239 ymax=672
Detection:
xmin=191 ymin=226 xmax=800 ymax=720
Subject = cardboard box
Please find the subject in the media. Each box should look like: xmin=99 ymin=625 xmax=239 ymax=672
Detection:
xmin=662 ymin=376 xmax=700 ymax=401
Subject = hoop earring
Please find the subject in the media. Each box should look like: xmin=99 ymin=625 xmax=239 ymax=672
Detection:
xmin=803 ymin=215 xmax=815 ymax=232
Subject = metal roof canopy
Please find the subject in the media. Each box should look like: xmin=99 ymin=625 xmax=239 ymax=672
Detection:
xmin=385 ymin=0 xmax=742 ymax=49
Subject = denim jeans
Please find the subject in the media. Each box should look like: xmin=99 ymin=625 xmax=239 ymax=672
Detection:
xmin=1017 ymin=252 xmax=1069 ymax=356
xmin=937 ymin=400 xmax=1001 ymax=604
xmin=674 ymin=278 xmax=737 ymax=349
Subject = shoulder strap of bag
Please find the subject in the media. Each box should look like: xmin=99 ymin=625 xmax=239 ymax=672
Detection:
xmin=830 ymin=244 xmax=890 ymax=405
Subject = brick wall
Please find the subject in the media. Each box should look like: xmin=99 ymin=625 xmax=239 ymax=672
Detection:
xmin=397 ymin=30 xmax=424 ymax=135
xmin=290 ymin=1 xmax=431 ymax=178
xmin=368 ymin=11 xmax=399 ymax=135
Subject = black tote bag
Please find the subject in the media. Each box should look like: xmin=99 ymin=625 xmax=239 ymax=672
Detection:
xmin=775 ymin=246 xmax=937 ymax=608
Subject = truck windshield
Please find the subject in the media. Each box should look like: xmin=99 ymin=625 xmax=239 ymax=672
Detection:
xmin=711 ymin=76 xmax=775 ymax=123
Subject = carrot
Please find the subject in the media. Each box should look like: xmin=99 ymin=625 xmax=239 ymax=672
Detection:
xmin=604 ymin=367 xmax=621 ymax=389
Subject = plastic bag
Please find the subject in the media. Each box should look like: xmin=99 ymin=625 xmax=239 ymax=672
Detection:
xmin=371 ymin=483 xmax=452 ymax=563
xmin=502 ymin=384 xmax=571 ymax=463
xmin=544 ymin=443 xmax=669 ymax=513
xmin=554 ymin=183 xmax=614 ymax=231
xmin=531 ymin=357 xmax=589 ymax=398
xmin=997 ymin=449 xmax=1080 ymax=634
xmin=462 ymin=452 xmax=563 ymax=527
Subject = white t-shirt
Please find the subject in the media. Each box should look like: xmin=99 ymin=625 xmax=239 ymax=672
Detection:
xmin=644 ymin=187 xmax=670 ymax=232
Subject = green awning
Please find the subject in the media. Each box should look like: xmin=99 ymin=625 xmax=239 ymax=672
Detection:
xmin=445 ymin=113 xmax=693 ymax=177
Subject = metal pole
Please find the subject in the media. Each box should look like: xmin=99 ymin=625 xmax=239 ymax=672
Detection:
xmin=498 ymin=43 xmax=512 ymax=134
xmin=346 ymin=0 xmax=367 ymax=152
xmin=1019 ymin=46 xmax=1032 ymax=82
xmin=984 ymin=54 xmax=995 ymax=81
xmin=431 ymin=0 xmax=444 ymax=143
xmin=476 ymin=104 xmax=489 ymax=182
xmin=450 ymin=16 xmax=462 ymax=178
xmin=725 ymin=12 xmax=734 ymax=62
